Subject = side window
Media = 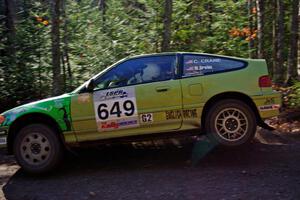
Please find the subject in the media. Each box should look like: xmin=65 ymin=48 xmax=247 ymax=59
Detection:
xmin=183 ymin=55 xmax=246 ymax=77
xmin=94 ymin=56 xmax=176 ymax=90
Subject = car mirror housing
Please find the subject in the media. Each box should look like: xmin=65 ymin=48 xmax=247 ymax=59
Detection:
xmin=85 ymin=79 xmax=95 ymax=92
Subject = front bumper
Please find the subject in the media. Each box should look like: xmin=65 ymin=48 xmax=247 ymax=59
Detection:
xmin=0 ymin=126 xmax=8 ymax=148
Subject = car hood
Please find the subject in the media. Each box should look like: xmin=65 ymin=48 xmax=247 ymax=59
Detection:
xmin=0 ymin=93 xmax=72 ymax=126
xmin=2 ymin=94 xmax=70 ymax=114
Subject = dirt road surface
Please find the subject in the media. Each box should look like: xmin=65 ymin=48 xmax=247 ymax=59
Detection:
xmin=1 ymin=129 xmax=300 ymax=200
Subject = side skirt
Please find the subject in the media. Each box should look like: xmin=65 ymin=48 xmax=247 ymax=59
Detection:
xmin=67 ymin=129 xmax=203 ymax=148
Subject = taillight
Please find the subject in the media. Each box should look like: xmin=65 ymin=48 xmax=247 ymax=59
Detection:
xmin=259 ymin=75 xmax=272 ymax=87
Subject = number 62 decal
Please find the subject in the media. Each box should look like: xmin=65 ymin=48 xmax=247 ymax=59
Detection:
xmin=140 ymin=113 xmax=153 ymax=123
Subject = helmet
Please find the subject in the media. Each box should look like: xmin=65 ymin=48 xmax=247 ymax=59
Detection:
xmin=142 ymin=63 xmax=160 ymax=81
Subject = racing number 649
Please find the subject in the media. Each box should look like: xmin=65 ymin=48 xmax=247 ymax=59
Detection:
xmin=97 ymin=100 xmax=135 ymax=120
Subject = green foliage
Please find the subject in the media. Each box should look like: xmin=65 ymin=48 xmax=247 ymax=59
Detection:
xmin=0 ymin=0 xmax=298 ymax=112
xmin=66 ymin=0 xmax=161 ymax=86
xmin=288 ymin=82 xmax=300 ymax=109
xmin=0 ymin=0 xmax=52 ymax=112
xmin=172 ymin=0 xmax=249 ymax=57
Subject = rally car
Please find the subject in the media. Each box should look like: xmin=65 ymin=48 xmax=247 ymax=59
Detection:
xmin=0 ymin=52 xmax=281 ymax=173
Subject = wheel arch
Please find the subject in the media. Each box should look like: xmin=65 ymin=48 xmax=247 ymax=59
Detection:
xmin=201 ymin=92 xmax=263 ymax=131
xmin=7 ymin=113 xmax=65 ymax=154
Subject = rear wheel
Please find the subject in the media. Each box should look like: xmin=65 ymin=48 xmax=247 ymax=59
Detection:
xmin=13 ymin=124 xmax=63 ymax=174
xmin=205 ymin=99 xmax=257 ymax=146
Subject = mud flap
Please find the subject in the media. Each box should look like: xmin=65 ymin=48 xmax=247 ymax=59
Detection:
xmin=258 ymin=120 xmax=276 ymax=131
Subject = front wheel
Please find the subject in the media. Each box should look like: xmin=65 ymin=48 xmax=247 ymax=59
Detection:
xmin=13 ymin=124 xmax=63 ymax=174
xmin=205 ymin=99 xmax=257 ymax=146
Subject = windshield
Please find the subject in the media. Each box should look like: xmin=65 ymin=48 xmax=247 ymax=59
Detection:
xmin=71 ymin=57 xmax=128 ymax=93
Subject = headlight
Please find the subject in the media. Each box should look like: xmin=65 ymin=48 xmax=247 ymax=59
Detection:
xmin=0 ymin=115 xmax=5 ymax=125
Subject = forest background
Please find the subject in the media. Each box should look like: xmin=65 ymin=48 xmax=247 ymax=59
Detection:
xmin=0 ymin=0 xmax=299 ymax=113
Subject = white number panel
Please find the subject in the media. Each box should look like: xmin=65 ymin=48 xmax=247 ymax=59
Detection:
xmin=93 ymin=86 xmax=139 ymax=131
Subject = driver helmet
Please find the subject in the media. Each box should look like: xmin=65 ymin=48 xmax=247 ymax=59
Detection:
xmin=142 ymin=63 xmax=161 ymax=81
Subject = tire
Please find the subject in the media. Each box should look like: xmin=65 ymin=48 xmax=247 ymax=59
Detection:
xmin=205 ymin=99 xmax=257 ymax=146
xmin=13 ymin=124 xmax=63 ymax=174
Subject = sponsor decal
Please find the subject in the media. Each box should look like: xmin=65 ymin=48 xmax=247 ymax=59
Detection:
xmin=54 ymin=99 xmax=64 ymax=108
xmin=183 ymin=109 xmax=198 ymax=118
xmin=100 ymin=121 xmax=119 ymax=129
xmin=118 ymin=119 xmax=138 ymax=127
xmin=264 ymin=97 xmax=275 ymax=105
xmin=0 ymin=137 xmax=6 ymax=145
xmin=99 ymin=118 xmax=138 ymax=131
xmin=184 ymin=58 xmax=216 ymax=76
xmin=93 ymin=86 xmax=139 ymax=131
xmin=184 ymin=66 xmax=213 ymax=75
xmin=185 ymin=58 xmax=221 ymax=64
xmin=166 ymin=109 xmax=198 ymax=120
xmin=140 ymin=113 xmax=153 ymax=123
xmin=259 ymin=104 xmax=280 ymax=111
xmin=166 ymin=110 xmax=182 ymax=120
xmin=99 ymin=89 xmax=128 ymax=101
xmin=2 ymin=108 xmax=27 ymax=125
xmin=77 ymin=93 xmax=91 ymax=103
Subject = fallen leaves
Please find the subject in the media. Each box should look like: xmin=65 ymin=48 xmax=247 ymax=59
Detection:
xmin=265 ymin=109 xmax=300 ymax=134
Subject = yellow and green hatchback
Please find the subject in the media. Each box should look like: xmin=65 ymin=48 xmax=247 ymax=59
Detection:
xmin=0 ymin=52 xmax=281 ymax=173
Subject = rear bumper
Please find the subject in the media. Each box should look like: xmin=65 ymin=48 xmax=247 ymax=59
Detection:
xmin=0 ymin=126 xmax=8 ymax=148
xmin=252 ymin=92 xmax=281 ymax=119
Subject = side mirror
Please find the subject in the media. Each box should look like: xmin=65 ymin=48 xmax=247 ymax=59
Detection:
xmin=86 ymin=79 xmax=95 ymax=92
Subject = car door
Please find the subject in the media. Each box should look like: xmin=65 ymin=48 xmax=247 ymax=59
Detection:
xmin=71 ymin=55 xmax=183 ymax=142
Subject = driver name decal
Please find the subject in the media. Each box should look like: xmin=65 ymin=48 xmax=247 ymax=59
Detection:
xmin=93 ymin=86 xmax=139 ymax=131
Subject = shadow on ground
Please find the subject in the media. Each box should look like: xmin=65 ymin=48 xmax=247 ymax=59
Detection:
xmin=2 ymin=132 xmax=300 ymax=200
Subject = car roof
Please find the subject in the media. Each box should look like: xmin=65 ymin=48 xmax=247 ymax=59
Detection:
xmin=126 ymin=52 xmax=255 ymax=61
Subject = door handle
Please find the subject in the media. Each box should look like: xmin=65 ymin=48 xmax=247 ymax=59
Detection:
xmin=156 ymin=87 xmax=170 ymax=92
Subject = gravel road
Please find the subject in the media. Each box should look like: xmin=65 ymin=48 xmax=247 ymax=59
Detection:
xmin=1 ymin=129 xmax=300 ymax=200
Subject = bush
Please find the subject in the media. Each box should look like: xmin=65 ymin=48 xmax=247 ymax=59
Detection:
xmin=288 ymin=81 xmax=300 ymax=109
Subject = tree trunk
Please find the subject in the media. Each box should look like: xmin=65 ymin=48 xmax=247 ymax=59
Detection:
xmin=4 ymin=0 xmax=16 ymax=58
xmin=61 ymin=0 xmax=72 ymax=91
xmin=38 ymin=53 xmax=42 ymax=98
xmin=161 ymin=0 xmax=172 ymax=52
xmin=256 ymin=0 xmax=264 ymax=58
xmin=98 ymin=0 xmax=106 ymax=31
xmin=272 ymin=0 xmax=277 ymax=78
xmin=98 ymin=0 xmax=106 ymax=17
xmin=61 ymin=54 xmax=66 ymax=92
xmin=286 ymin=0 xmax=299 ymax=83
xmin=297 ymin=5 xmax=300 ymax=77
xmin=50 ymin=0 xmax=63 ymax=95
xmin=3 ymin=0 xmax=17 ymax=100
xmin=248 ymin=0 xmax=255 ymax=58
xmin=66 ymin=52 xmax=72 ymax=85
xmin=274 ymin=0 xmax=285 ymax=84
xmin=205 ymin=2 xmax=213 ymax=53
